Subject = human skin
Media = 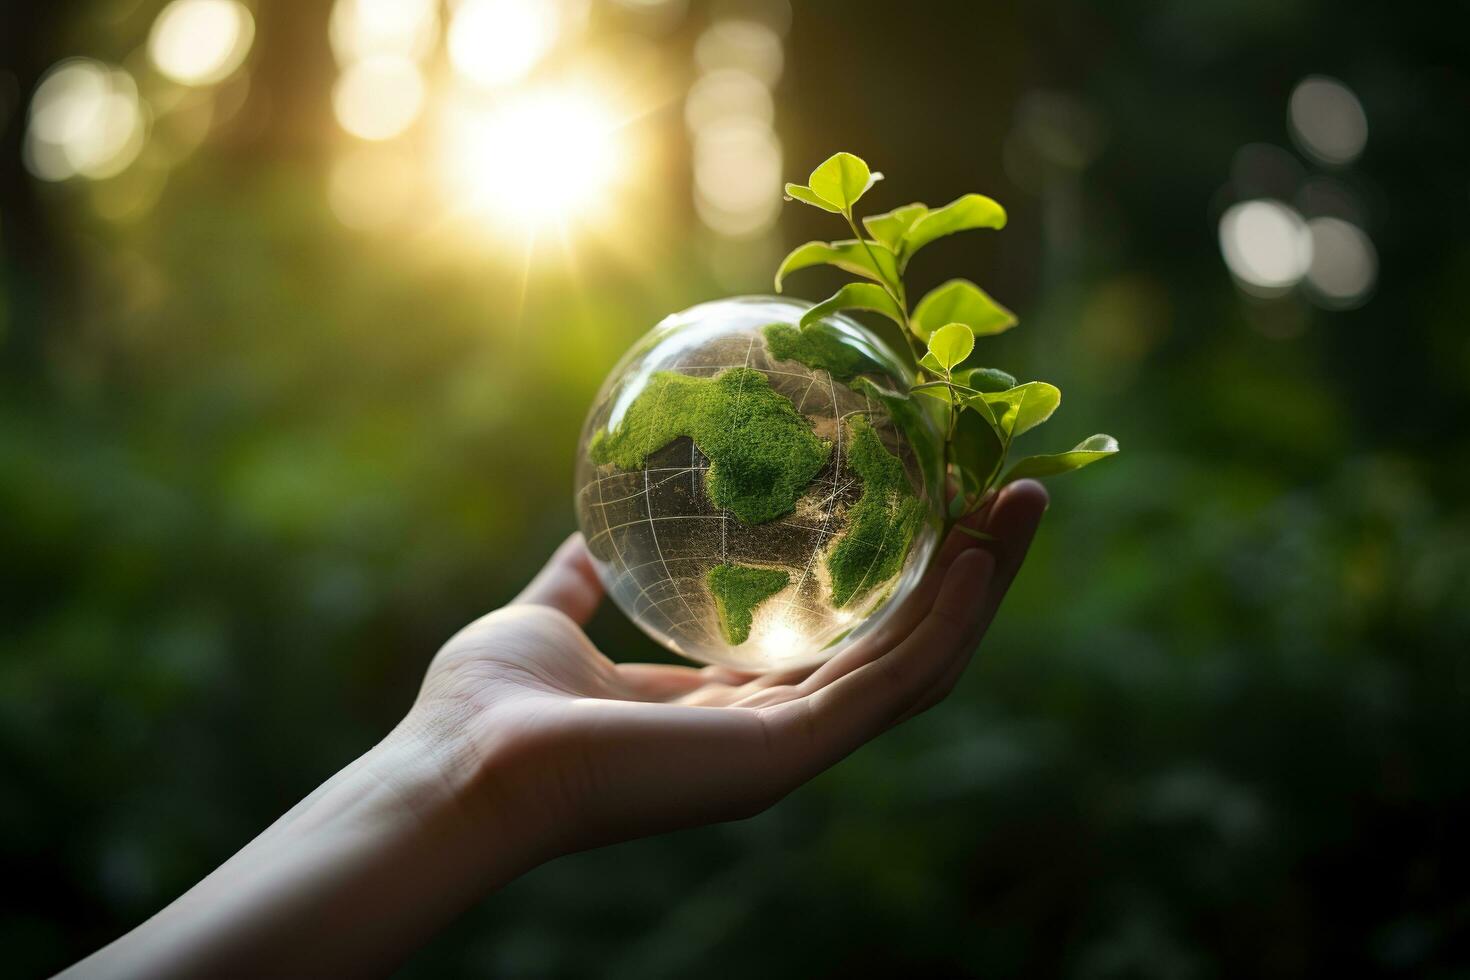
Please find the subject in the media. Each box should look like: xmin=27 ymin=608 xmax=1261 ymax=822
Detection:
xmin=60 ymin=481 xmax=1048 ymax=979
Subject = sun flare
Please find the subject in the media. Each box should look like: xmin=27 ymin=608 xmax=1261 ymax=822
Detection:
xmin=437 ymin=88 xmax=628 ymax=233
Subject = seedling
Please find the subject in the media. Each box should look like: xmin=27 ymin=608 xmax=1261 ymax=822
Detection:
xmin=779 ymin=151 xmax=1119 ymax=542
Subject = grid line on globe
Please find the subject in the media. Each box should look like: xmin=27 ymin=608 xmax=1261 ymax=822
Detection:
xmin=575 ymin=300 xmax=933 ymax=670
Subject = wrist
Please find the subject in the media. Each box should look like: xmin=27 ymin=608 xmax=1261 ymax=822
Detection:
xmin=389 ymin=695 xmax=563 ymax=879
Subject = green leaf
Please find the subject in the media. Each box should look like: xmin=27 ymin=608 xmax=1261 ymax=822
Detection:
xmin=926 ymin=323 xmax=975 ymax=372
xmin=901 ymin=193 xmax=1007 ymax=265
xmin=774 ymin=240 xmax=899 ymax=292
xmin=1002 ymin=434 xmax=1119 ymax=482
xmin=983 ymin=382 xmax=1061 ymax=438
xmin=799 ymin=282 xmax=905 ymax=331
xmin=917 ymin=350 xmax=944 ymax=374
xmin=959 ymin=391 xmax=1001 ymax=429
xmin=911 ymin=279 xmax=1017 ymax=340
xmin=952 ymin=407 xmax=1005 ymax=494
xmin=807 ymin=152 xmax=882 ymax=212
xmin=914 ymin=384 xmax=954 ymax=405
xmin=953 ymin=367 xmax=1018 ymax=393
xmin=784 ymin=183 xmax=843 ymax=213
xmin=863 ymin=203 xmax=928 ymax=253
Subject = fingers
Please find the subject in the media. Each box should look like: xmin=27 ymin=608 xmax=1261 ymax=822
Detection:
xmin=511 ymin=533 xmax=605 ymax=625
xmin=766 ymin=548 xmax=996 ymax=775
xmin=765 ymin=480 xmax=1048 ymax=774
xmin=890 ymin=479 xmax=1048 ymax=726
xmin=796 ymin=480 xmax=1037 ymax=696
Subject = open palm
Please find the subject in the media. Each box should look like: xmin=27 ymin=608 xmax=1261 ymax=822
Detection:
xmin=410 ymin=480 xmax=1048 ymax=858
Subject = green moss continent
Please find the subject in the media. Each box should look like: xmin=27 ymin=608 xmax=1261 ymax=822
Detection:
xmin=761 ymin=322 xmax=881 ymax=381
xmin=706 ymin=563 xmax=790 ymax=645
xmin=588 ymin=367 xmax=830 ymax=525
xmin=827 ymin=416 xmax=925 ymax=608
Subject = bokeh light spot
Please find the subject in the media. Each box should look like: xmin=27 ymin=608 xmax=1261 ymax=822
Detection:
xmin=1218 ymin=200 xmax=1313 ymax=294
xmin=25 ymin=60 xmax=147 ymax=181
xmin=684 ymin=69 xmax=772 ymax=132
xmin=695 ymin=20 xmax=784 ymax=86
xmin=333 ymin=56 xmax=425 ymax=141
xmin=1288 ymin=75 xmax=1368 ymax=167
xmin=448 ymin=0 xmax=562 ymax=90
xmin=329 ymin=0 xmax=440 ymax=65
xmin=148 ymin=0 xmax=255 ymax=87
xmin=1305 ymin=217 xmax=1377 ymax=309
xmin=693 ymin=120 xmax=782 ymax=238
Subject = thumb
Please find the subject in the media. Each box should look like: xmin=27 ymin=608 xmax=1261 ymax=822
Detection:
xmin=512 ymin=533 xmax=606 ymax=625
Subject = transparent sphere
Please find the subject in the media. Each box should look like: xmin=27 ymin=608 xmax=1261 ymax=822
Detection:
xmin=574 ymin=296 xmax=941 ymax=671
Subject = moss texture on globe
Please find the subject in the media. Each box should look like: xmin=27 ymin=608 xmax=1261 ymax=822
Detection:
xmin=575 ymin=296 xmax=942 ymax=670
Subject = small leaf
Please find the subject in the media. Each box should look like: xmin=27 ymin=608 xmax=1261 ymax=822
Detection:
xmin=983 ymin=382 xmax=1061 ymax=438
xmin=960 ymin=391 xmax=1001 ymax=429
xmin=926 ymin=323 xmax=975 ymax=371
xmin=954 ymin=367 xmax=1018 ymax=393
xmin=784 ymin=183 xmax=843 ymax=213
xmin=917 ymin=350 xmax=945 ymax=374
xmin=955 ymin=524 xmax=999 ymax=541
xmin=799 ymin=282 xmax=905 ymax=331
xmin=901 ymin=193 xmax=1007 ymax=265
xmin=807 ymin=152 xmax=881 ymax=212
xmin=911 ymin=279 xmax=1017 ymax=340
xmin=1002 ymin=434 xmax=1120 ymax=482
xmin=774 ymin=240 xmax=899 ymax=292
xmin=863 ymin=202 xmax=928 ymax=252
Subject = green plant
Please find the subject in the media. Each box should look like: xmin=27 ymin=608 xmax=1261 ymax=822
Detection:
xmin=779 ymin=151 xmax=1119 ymax=541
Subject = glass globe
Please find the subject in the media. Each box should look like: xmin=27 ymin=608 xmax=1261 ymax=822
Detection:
xmin=574 ymin=296 xmax=941 ymax=671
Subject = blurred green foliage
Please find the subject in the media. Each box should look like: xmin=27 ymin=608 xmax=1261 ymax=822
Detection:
xmin=3 ymin=0 xmax=1470 ymax=977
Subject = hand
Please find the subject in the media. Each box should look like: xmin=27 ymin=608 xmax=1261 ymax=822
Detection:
xmin=410 ymin=479 xmax=1049 ymax=859
xmin=62 ymin=481 xmax=1045 ymax=979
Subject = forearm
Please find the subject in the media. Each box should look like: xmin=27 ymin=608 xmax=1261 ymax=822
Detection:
xmin=62 ymin=722 xmax=530 ymax=979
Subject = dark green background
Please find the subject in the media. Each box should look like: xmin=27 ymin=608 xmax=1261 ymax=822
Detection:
xmin=3 ymin=1 xmax=1469 ymax=976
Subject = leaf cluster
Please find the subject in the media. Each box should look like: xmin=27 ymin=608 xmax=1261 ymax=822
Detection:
xmin=779 ymin=152 xmax=1119 ymax=533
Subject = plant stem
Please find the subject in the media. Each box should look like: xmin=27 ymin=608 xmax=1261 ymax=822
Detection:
xmin=844 ymin=210 xmax=923 ymax=371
